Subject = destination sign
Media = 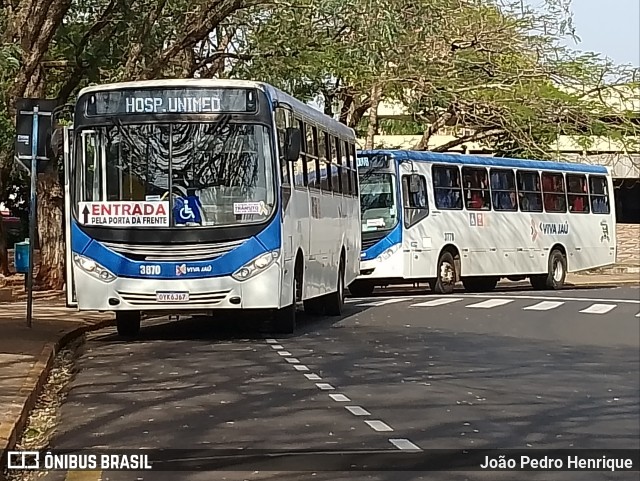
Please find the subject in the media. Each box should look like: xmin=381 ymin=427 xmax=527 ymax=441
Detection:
xmin=357 ymin=155 xmax=390 ymax=169
xmin=85 ymin=88 xmax=257 ymax=116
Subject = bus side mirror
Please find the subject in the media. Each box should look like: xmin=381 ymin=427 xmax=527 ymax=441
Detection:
xmin=284 ymin=127 xmax=301 ymax=162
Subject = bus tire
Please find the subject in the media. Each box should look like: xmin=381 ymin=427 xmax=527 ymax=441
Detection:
xmin=429 ymin=251 xmax=457 ymax=294
xmin=325 ymin=259 xmax=345 ymax=316
xmin=116 ymin=311 xmax=141 ymax=338
xmin=530 ymin=249 xmax=567 ymax=290
xmin=274 ymin=266 xmax=301 ymax=333
xmin=348 ymin=280 xmax=375 ymax=297
xmin=462 ymin=276 xmax=498 ymax=293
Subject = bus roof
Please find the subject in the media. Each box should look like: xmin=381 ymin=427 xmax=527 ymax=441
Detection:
xmin=358 ymin=149 xmax=609 ymax=175
xmin=76 ymin=79 xmax=355 ymax=139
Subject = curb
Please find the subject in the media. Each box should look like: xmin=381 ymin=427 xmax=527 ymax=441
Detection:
xmin=565 ymin=279 xmax=640 ymax=288
xmin=0 ymin=317 xmax=115 ymax=462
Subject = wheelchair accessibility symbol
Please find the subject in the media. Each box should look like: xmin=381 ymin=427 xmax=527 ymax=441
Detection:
xmin=174 ymin=196 xmax=202 ymax=224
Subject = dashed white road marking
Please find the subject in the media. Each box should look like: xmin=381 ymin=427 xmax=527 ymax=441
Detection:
xmin=410 ymin=298 xmax=463 ymax=307
xmin=636 ymin=312 xmax=640 ymax=318
xmin=285 ymin=357 xmax=300 ymax=364
xmin=389 ymin=439 xmax=422 ymax=451
xmin=266 ymin=339 xmax=278 ymax=344
xmin=466 ymin=299 xmax=514 ymax=309
xmin=305 ymin=374 xmax=322 ymax=380
xmin=345 ymin=406 xmax=370 ymax=416
xmin=329 ymin=394 xmax=351 ymax=402
xmin=523 ymin=301 xmax=565 ymax=311
xmin=293 ymin=365 xmax=309 ymax=371
xmin=365 ymin=420 xmax=394 ymax=432
xmin=356 ymin=299 xmax=409 ymax=307
xmin=277 ymin=351 xmax=292 ymax=356
xmin=579 ymin=303 xmax=617 ymax=314
xmin=316 ymin=383 xmax=335 ymax=390
xmin=270 ymin=345 xmax=283 ymax=350
xmin=463 ymin=293 xmax=640 ymax=305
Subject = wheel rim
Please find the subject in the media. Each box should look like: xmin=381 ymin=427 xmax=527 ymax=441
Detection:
xmin=440 ymin=261 xmax=455 ymax=285
xmin=338 ymin=268 xmax=344 ymax=304
xmin=553 ymin=258 xmax=564 ymax=282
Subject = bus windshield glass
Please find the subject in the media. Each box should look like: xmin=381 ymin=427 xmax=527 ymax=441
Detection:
xmin=76 ymin=122 xmax=275 ymax=227
xmin=359 ymin=172 xmax=398 ymax=232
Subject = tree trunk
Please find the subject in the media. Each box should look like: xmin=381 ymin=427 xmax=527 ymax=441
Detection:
xmin=364 ymin=84 xmax=382 ymax=149
xmin=0 ymin=218 xmax=9 ymax=276
xmin=35 ymin=164 xmax=65 ymax=290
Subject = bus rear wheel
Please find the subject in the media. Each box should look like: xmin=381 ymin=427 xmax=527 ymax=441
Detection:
xmin=429 ymin=251 xmax=457 ymax=294
xmin=462 ymin=276 xmax=499 ymax=293
xmin=348 ymin=280 xmax=375 ymax=297
xmin=325 ymin=259 xmax=345 ymax=316
xmin=530 ymin=249 xmax=567 ymax=290
xmin=116 ymin=311 xmax=141 ymax=338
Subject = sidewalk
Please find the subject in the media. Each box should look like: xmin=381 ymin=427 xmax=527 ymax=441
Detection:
xmin=0 ymin=291 xmax=114 ymax=466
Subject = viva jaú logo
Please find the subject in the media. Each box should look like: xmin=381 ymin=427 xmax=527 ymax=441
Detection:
xmin=176 ymin=264 xmax=187 ymax=276
xmin=530 ymin=219 xmax=539 ymax=241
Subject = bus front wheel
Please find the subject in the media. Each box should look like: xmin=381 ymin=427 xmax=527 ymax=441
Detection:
xmin=429 ymin=251 xmax=457 ymax=294
xmin=530 ymin=249 xmax=567 ymax=290
xmin=274 ymin=272 xmax=300 ymax=333
xmin=348 ymin=280 xmax=375 ymax=297
xmin=116 ymin=311 xmax=141 ymax=338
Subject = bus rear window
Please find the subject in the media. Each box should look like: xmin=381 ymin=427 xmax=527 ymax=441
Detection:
xmin=589 ymin=176 xmax=610 ymax=214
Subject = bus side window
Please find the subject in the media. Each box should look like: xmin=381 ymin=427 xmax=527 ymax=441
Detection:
xmin=490 ymin=168 xmax=517 ymax=211
xmin=432 ymin=165 xmax=462 ymax=210
xmin=293 ymin=118 xmax=308 ymax=188
xmin=350 ymin=144 xmax=358 ymax=197
xmin=589 ymin=175 xmax=610 ymax=214
xmin=275 ymin=107 xmax=290 ymax=185
xmin=402 ymin=174 xmax=429 ymax=228
xmin=317 ymin=129 xmax=327 ymax=190
xmin=305 ymin=124 xmax=319 ymax=189
xmin=566 ymin=174 xmax=589 ymax=213
xmin=516 ymin=170 xmax=543 ymax=212
xmin=541 ymin=172 xmax=567 ymax=213
xmin=462 ymin=166 xmax=490 ymax=210
xmin=320 ymin=136 xmax=332 ymax=192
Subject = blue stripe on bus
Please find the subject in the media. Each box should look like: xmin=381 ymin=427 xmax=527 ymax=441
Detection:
xmin=361 ymin=223 xmax=402 ymax=261
xmin=358 ymin=149 xmax=609 ymax=174
xmin=70 ymin=213 xmax=281 ymax=279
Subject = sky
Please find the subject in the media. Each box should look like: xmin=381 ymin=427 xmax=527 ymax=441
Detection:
xmin=560 ymin=0 xmax=639 ymax=67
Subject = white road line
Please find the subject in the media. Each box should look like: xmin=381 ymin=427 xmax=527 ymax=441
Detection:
xmin=316 ymin=383 xmax=335 ymax=390
xmin=329 ymin=394 xmax=350 ymax=402
xmin=466 ymin=299 xmax=514 ymax=309
xmin=356 ymin=299 xmax=408 ymax=307
xmin=636 ymin=312 xmax=640 ymax=318
xmin=579 ymin=303 xmax=617 ymax=314
xmin=410 ymin=298 xmax=464 ymax=307
xmin=462 ymin=294 xmax=640 ymax=305
xmin=365 ymin=420 xmax=394 ymax=432
xmin=293 ymin=365 xmax=309 ymax=371
xmin=345 ymin=406 xmax=370 ymax=416
xmin=523 ymin=301 xmax=565 ymax=311
xmin=285 ymin=358 xmax=300 ymax=364
xmin=389 ymin=439 xmax=422 ymax=451
xmin=277 ymin=351 xmax=292 ymax=356
xmin=305 ymin=374 xmax=322 ymax=380
xmin=265 ymin=339 xmax=278 ymax=344
xmin=270 ymin=345 xmax=283 ymax=350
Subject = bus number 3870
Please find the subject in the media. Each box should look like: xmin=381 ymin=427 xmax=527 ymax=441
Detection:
xmin=140 ymin=265 xmax=161 ymax=275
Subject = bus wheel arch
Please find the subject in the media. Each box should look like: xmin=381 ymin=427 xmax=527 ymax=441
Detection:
xmin=429 ymin=245 xmax=460 ymax=295
xmin=530 ymin=244 xmax=567 ymax=290
xmin=274 ymin=249 xmax=303 ymax=333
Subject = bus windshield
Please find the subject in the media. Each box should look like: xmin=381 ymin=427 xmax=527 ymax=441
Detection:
xmin=77 ymin=122 xmax=275 ymax=227
xmin=359 ymin=172 xmax=398 ymax=232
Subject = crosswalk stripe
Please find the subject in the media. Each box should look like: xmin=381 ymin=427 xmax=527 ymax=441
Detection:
xmin=636 ymin=312 xmax=640 ymax=318
xmin=579 ymin=303 xmax=617 ymax=315
xmin=523 ymin=301 xmax=565 ymax=311
xmin=466 ymin=299 xmax=514 ymax=309
xmin=356 ymin=299 xmax=408 ymax=307
xmin=411 ymin=298 xmax=464 ymax=307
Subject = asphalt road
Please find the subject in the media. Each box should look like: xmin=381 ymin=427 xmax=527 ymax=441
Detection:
xmin=37 ymin=285 xmax=639 ymax=481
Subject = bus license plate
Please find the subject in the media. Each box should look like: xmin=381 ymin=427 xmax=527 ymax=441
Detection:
xmin=156 ymin=291 xmax=189 ymax=302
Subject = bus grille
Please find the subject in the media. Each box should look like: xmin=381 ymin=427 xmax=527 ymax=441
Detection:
xmin=117 ymin=289 xmax=231 ymax=306
xmin=101 ymin=239 xmax=247 ymax=262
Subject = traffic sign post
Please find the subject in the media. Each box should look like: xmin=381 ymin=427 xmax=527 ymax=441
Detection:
xmin=14 ymin=98 xmax=58 ymax=328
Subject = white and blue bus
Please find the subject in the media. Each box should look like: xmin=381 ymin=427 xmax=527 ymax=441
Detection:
xmin=60 ymin=79 xmax=361 ymax=336
xmin=350 ymin=149 xmax=616 ymax=296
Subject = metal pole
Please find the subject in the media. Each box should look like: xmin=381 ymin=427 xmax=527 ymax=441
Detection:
xmin=26 ymin=106 xmax=39 ymax=328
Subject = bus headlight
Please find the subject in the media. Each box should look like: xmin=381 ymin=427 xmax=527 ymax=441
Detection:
xmin=73 ymin=253 xmax=116 ymax=283
xmin=232 ymin=250 xmax=280 ymax=281
xmin=379 ymin=244 xmax=400 ymax=262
